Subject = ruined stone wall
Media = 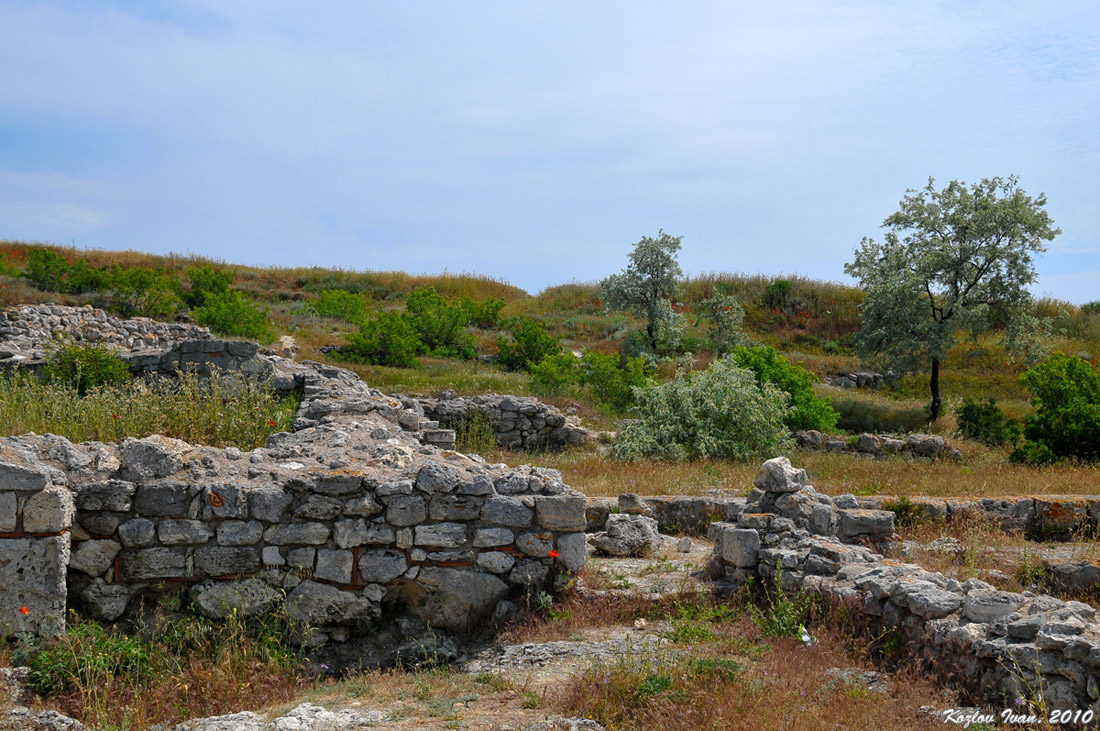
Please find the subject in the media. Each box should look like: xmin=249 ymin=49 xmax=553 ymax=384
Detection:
xmin=417 ymin=394 xmax=589 ymax=451
xmin=709 ymin=458 xmax=1100 ymax=710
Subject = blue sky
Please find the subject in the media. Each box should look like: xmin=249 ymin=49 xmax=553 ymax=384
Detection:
xmin=1 ymin=1 xmax=1097 ymax=302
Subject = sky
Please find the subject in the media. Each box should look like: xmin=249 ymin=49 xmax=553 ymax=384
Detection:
xmin=1 ymin=1 xmax=1097 ymax=302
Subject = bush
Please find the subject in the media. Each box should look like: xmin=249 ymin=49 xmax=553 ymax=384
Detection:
xmin=343 ymin=311 xmax=423 ymax=368
xmin=23 ymin=249 xmax=73 ymax=292
xmin=460 ymin=296 xmax=506 ymax=329
xmin=700 ymin=294 xmax=747 ymax=355
xmin=611 ymin=356 xmax=791 ymax=461
xmin=831 ymin=396 xmax=929 ymax=434
xmin=185 ymin=265 xmax=234 ymax=308
xmin=308 ymin=288 xmax=369 ymax=323
xmin=43 ymin=339 xmax=131 ymax=396
xmin=192 ymin=290 xmax=275 ymax=344
xmin=404 ymin=286 xmax=476 ymax=359
xmin=497 ymin=315 xmax=560 ymax=371
xmin=956 ymin=397 xmax=1020 ymax=446
xmin=19 ymin=616 xmax=153 ymax=698
xmin=1080 ymin=300 xmax=1100 ymax=315
xmin=579 ymin=352 xmax=648 ymax=412
xmin=731 ymin=345 xmax=838 ymax=432
xmin=529 ymin=353 xmax=579 ymax=397
xmin=110 ymin=267 xmax=183 ymax=319
xmin=1012 ymin=352 xmax=1100 ymax=462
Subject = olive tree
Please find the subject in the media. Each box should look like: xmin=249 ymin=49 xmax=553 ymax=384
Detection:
xmin=600 ymin=229 xmax=683 ymax=352
xmin=844 ymin=176 xmax=1058 ymax=420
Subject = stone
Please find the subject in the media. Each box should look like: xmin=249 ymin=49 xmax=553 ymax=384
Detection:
xmin=262 ymin=546 xmax=285 ymax=566
xmin=376 ymin=479 xmax=413 ymax=497
xmin=287 ymin=547 xmax=316 ymax=569
xmin=494 ymin=471 xmax=530 ymax=495
xmin=838 ymin=509 xmax=894 ymax=539
xmin=0 ymin=462 xmax=50 ymax=491
xmin=23 ymin=486 xmax=75 ymax=533
xmin=457 ymin=474 xmax=494 ymax=495
xmin=753 ymin=457 xmax=808 ymax=493
xmin=159 ymin=519 xmax=214 ymax=545
xmin=190 ymin=578 xmax=281 ymax=619
xmin=202 ymin=484 xmax=246 ymax=519
xmin=78 ymin=512 xmax=120 ymax=537
xmin=120 ymin=435 xmax=189 ymax=480
xmin=535 ymin=495 xmax=587 ymax=531
xmin=405 ymin=567 xmax=508 ymax=631
xmin=473 ymin=528 xmax=514 ymax=547
xmin=72 ymin=480 xmax=135 ymax=512
xmin=134 ymin=481 xmax=193 ymax=517
xmin=414 ymin=523 xmax=467 ymax=548
xmin=716 ymin=525 xmax=761 ymax=568
xmin=617 ymin=493 xmax=654 ymax=516
xmin=555 ymin=532 xmax=586 ymax=572
xmin=905 ymin=434 xmax=945 ymax=457
xmin=905 ymin=585 xmax=962 ymax=619
xmin=121 ymin=547 xmax=187 ymax=580
xmin=386 ymin=495 xmax=427 ymax=526
xmin=358 ymin=549 xmax=407 ymax=583
xmin=509 ymin=558 xmax=549 ymax=586
xmin=248 ymin=486 xmax=293 ymax=522
xmin=68 ymin=539 xmax=120 ymax=576
xmin=333 ymin=519 xmax=394 ymax=548
xmin=428 ymin=494 xmax=482 ymax=521
xmin=591 ymin=514 xmax=661 ymax=558
xmin=963 ymin=589 xmax=1025 ymax=624
xmin=515 ymin=530 xmax=554 ymax=557
xmin=314 ymin=549 xmax=354 ymax=583
xmin=194 ymin=547 xmax=261 ymax=576
xmin=216 ymin=520 xmax=263 ymax=546
xmin=0 ymin=535 xmax=69 ymax=636
xmin=343 ymin=495 xmax=382 ymax=517
xmin=477 ymin=551 xmax=515 ymax=574
xmin=264 ymin=522 xmax=330 ymax=545
xmin=285 ymin=581 xmax=379 ymax=626
xmin=294 ymin=495 xmax=343 ymax=520
xmin=117 ymin=518 xmax=155 ymax=547
xmin=79 ymin=578 xmax=131 ymax=621
xmin=481 ymin=496 xmax=534 ymax=527
xmin=0 ymin=492 xmax=15 ymax=532
xmin=857 ymin=433 xmax=882 ymax=454
xmin=415 ymin=461 xmax=462 ymax=494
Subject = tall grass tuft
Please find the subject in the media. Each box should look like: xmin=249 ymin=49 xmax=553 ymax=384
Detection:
xmin=0 ymin=369 xmax=297 ymax=448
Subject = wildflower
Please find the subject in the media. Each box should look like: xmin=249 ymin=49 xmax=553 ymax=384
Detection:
xmin=20 ymin=607 xmax=28 ymax=615
xmin=268 ymin=420 xmax=276 ymax=426
xmin=549 ymin=549 xmax=559 ymax=558
xmin=111 ymin=414 xmax=119 ymax=420
xmin=1014 ymin=696 xmax=1025 ymax=706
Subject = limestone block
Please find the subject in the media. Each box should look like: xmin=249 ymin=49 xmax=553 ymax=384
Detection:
xmin=248 ymin=486 xmax=293 ymax=522
xmin=0 ymin=462 xmax=49 ymax=492
xmin=555 ymin=532 xmax=586 ymax=572
xmin=716 ymin=525 xmax=761 ymax=568
xmin=838 ymin=509 xmax=895 ymax=540
xmin=80 ymin=578 xmax=131 ymax=621
xmin=72 ymin=480 xmax=136 ymax=512
xmin=415 ymin=462 xmax=462 ymax=494
xmin=295 ymin=495 xmax=343 ymax=520
xmin=476 ymin=551 xmax=515 ymax=574
xmin=376 ymin=480 xmax=413 ymax=497
xmin=535 ymin=495 xmax=587 ymax=531
xmin=753 ymin=457 xmax=808 ymax=493
xmin=414 ymin=523 xmax=467 ymax=548
xmin=310 ymin=473 xmax=364 ymax=496
xmin=494 ymin=471 xmax=529 ymax=495
xmin=287 ymin=547 xmax=316 ymax=569
xmin=194 ymin=547 xmax=260 ymax=576
xmin=472 ymin=528 xmax=513 ymax=547
xmin=121 ymin=547 xmax=188 ymax=580
xmin=285 ymin=581 xmax=379 ymax=626
xmin=0 ymin=535 xmax=69 ymax=637
xmin=385 ymin=495 xmax=427 ymax=527
xmin=23 ymin=486 xmax=75 ymax=533
xmin=264 ymin=522 xmax=330 ymax=545
xmin=314 ymin=549 xmax=354 ymax=584
xmin=117 ymin=518 xmax=156 ymax=547
xmin=79 ymin=512 xmax=120 ymax=537
xmin=905 ymin=434 xmax=945 ymax=457
xmin=217 ymin=520 xmax=264 ymax=546
xmin=343 ymin=496 xmax=382 ymax=517
xmin=333 ymin=519 xmax=395 ymax=548
xmin=262 ymin=546 xmax=285 ymax=566
xmin=358 ymin=549 xmax=407 ymax=583
xmin=134 ymin=481 xmax=193 ymax=517
xmin=190 ymin=578 xmax=280 ymax=620
xmin=508 ymin=559 xmax=549 ymax=587
xmin=159 ymin=519 xmax=214 ymax=545
xmin=904 ymin=585 xmax=962 ymax=619
xmin=515 ymin=530 xmax=554 ymax=558
xmin=202 ymin=484 xmax=247 ymax=519
xmin=591 ymin=514 xmax=660 ymax=558
xmin=0 ymin=492 xmax=15 ymax=532
xmin=963 ymin=589 xmax=1025 ymax=624
xmin=120 ymin=435 xmax=189 ymax=480
xmin=481 ymin=496 xmax=533 ymax=527
xmin=404 ymin=567 xmax=508 ymax=631
xmin=69 ymin=539 xmax=120 ymax=576
xmin=456 ymin=474 xmax=494 ymax=496
xmin=428 ymin=495 xmax=482 ymax=521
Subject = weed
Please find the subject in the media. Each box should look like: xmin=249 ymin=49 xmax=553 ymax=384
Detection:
xmin=454 ymin=410 xmax=497 ymax=455
xmin=746 ymin=563 xmax=814 ymax=639
xmin=42 ymin=337 xmax=131 ymax=395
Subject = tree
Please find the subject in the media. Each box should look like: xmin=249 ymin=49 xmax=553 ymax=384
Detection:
xmin=845 ymin=176 xmax=1058 ymax=420
xmin=600 ymin=229 xmax=683 ymax=353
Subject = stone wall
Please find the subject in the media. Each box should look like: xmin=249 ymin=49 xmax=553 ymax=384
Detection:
xmin=795 ymin=430 xmax=963 ymax=461
xmin=0 ymin=306 xmax=588 ymax=643
xmin=417 ymin=394 xmax=589 ymax=451
xmin=709 ymin=457 xmax=1100 ymax=710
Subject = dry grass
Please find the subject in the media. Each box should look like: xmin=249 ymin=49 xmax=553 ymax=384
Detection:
xmin=488 ymin=445 xmax=1100 ymax=499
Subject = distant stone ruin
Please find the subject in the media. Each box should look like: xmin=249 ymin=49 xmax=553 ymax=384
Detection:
xmin=0 ymin=305 xmax=586 ymax=646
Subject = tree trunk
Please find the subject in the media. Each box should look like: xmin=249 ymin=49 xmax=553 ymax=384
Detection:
xmin=929 ymin=357 xmax=942 ymax=421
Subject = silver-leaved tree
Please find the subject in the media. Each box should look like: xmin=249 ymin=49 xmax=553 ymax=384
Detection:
xmin=600 ymin=229 xmax=683 ymax=353
xmin=844 ymin=176 xmax=1059 ymax=420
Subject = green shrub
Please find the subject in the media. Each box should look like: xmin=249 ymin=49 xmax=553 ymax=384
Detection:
xmin=497 ymin=315 xmax=560 ymax=371
xmin=611 ymin=356 xmax=791 ymax=461
xmin=19 ymin=616 xmax=153 ymax=698
xmin=110 ymin=267 xmax=183 ymax=319
xmin=747 ymin=563 xmax=814 ymax=639
xmin=1012 ymin=352 xmax=1100 ymax=462
xmin=731 ymin=345 xmax=838 ymax=432
xmin=185 ymin=265 xmax=234 ymax=308
xmin=65 ymin=259 xmax=112 ymax=294
xmin=192 ymin=290 xmax=275 ymax=344
xmin=343 ymin=311 xmax=423 ymax=368
xmin=460 ymin=296 xmax=506 ymax=329
xmin=308 ymin=288 xmax=369 ymax=323
xmin=404 ymin=286 xmax=476 ymax=359
xmin=956 ymin=397 xmax=1020 ymax=446
xmin=1080 ymin=300 xmax=1100 ymax=315
xmin=700 ymin=294 xmax=747 ymax=355
xmin=23 ymin=249 xmax=73 ymax=292
xmin=529 ymin=353 xmax=579 ymax=397
xmin=831 ymin=396 xmax=929 ymax=434
xmin=579 ymin=352 xmax=648 ymax=412
xmin=43 ymin=339 xmax=131 ymax=396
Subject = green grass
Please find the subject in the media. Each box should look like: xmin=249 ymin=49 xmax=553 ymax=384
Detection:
xmin=0 ymin=370 xmax=298 ymax=449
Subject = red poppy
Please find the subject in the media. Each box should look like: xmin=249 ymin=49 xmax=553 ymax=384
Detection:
xmin=111 ymin=414 xmax=119 ymax=420
xmin=268 ymin=420 xmax=276 ymax=426
xmin=20 ymin=607 xmax=28 ymax=615
xmin=549 ymin=549 xmax=560 ymax=558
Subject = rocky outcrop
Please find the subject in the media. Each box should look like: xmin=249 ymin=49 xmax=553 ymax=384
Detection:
xmin=709 ymin=457 xmax=1100 ymax=711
